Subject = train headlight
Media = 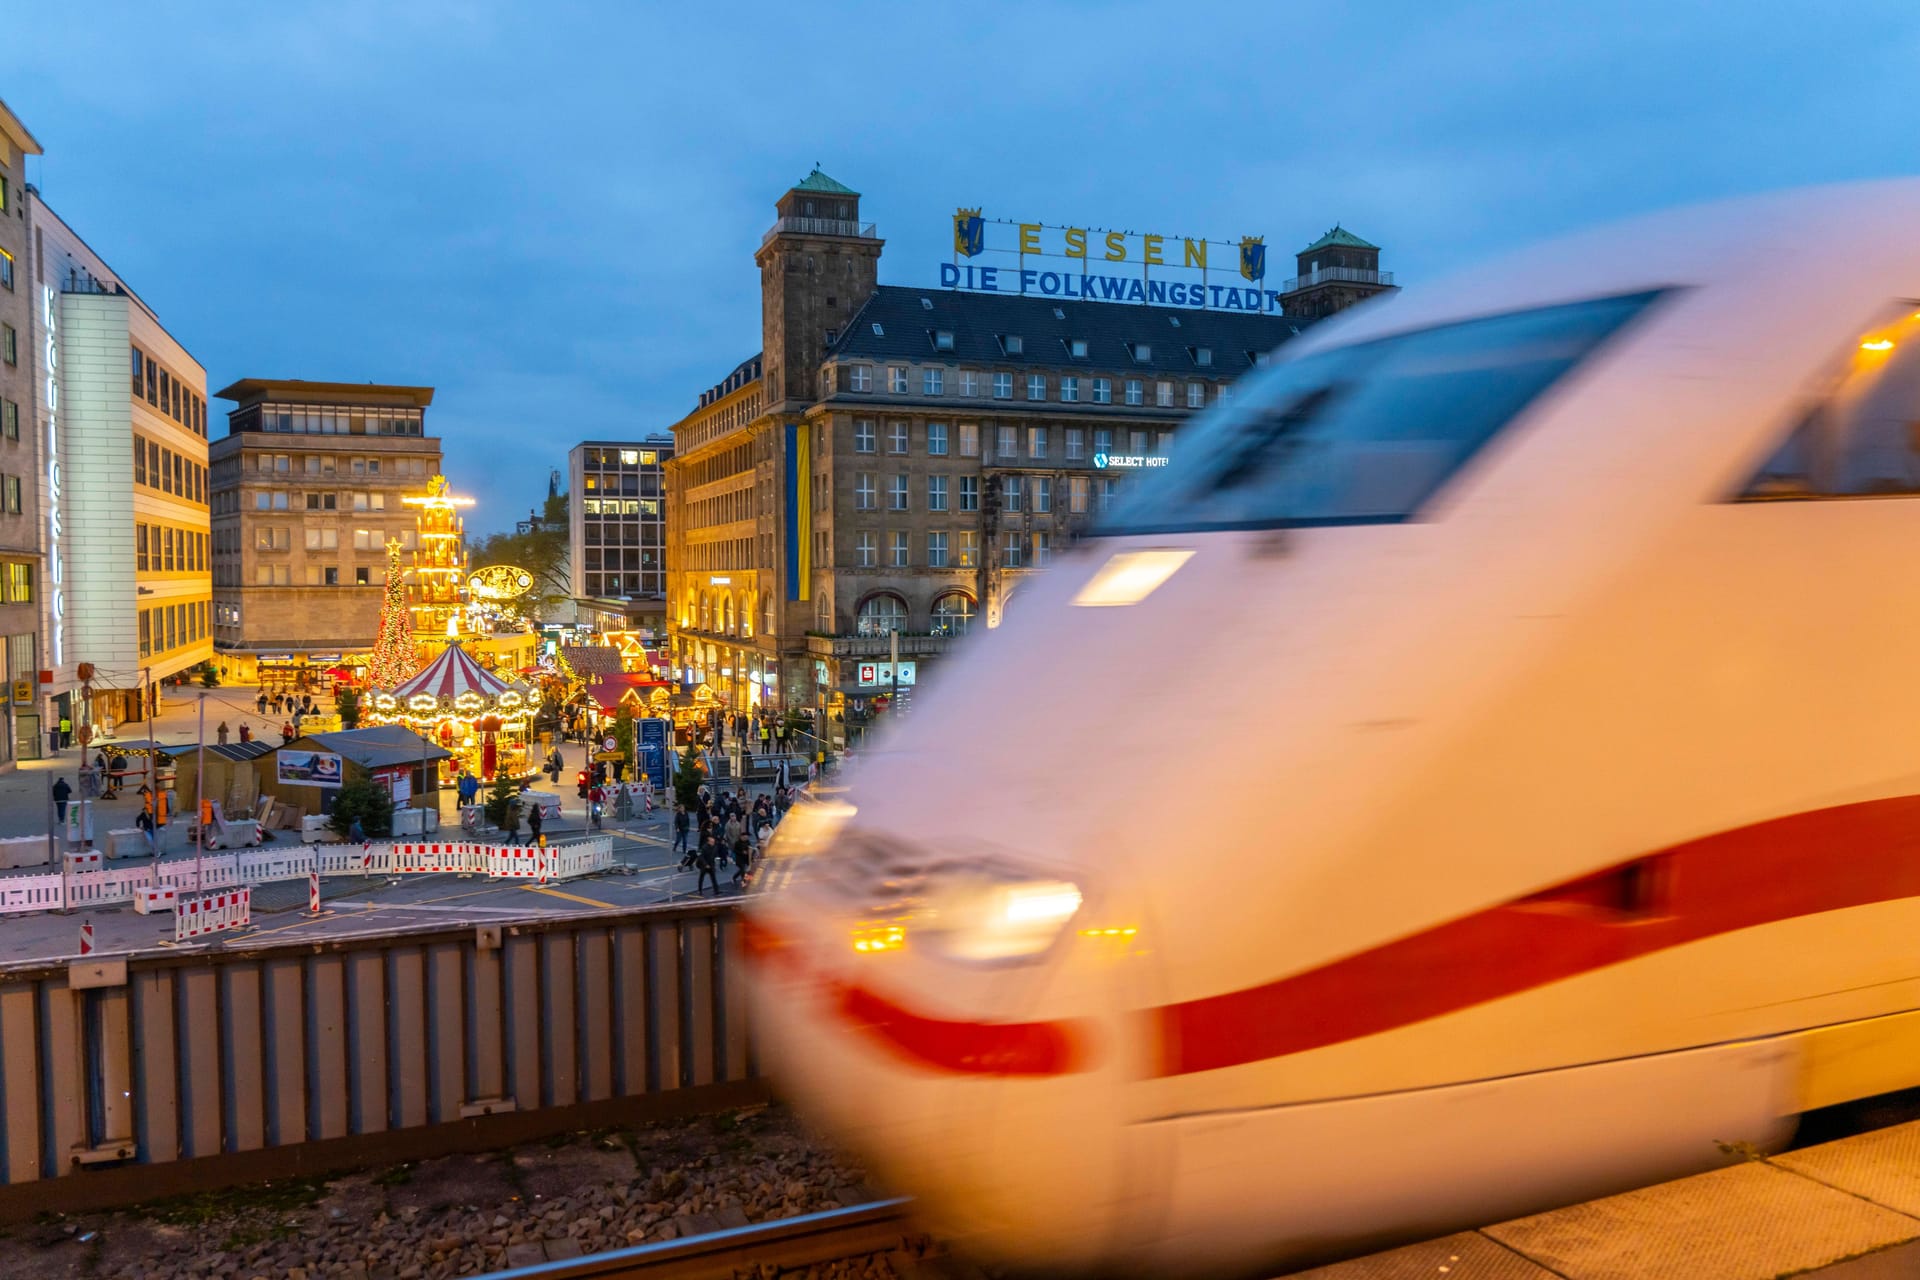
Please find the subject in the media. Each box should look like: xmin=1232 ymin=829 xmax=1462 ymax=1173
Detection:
xmin=923 ymin=878 xmax=1084 ymax=962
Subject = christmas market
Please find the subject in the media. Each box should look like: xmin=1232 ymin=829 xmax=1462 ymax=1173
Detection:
xmin=364 ymin=643 xmax=533 ymax=783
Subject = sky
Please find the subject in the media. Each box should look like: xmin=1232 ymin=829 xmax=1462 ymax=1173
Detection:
xmin=9 ymin=1 xmax=1919 ymax=533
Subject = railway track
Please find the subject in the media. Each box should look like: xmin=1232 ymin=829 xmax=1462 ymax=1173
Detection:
xmin=475 ymin=1198 xmax=985 ymax=1279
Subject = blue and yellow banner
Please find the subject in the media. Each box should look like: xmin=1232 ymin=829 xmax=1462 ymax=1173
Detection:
xmin=786 ymin=423 xmax=810 ymax=601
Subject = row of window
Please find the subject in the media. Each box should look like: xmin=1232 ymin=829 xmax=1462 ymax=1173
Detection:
xmin=138 ymin=599 xmax=208 ymax=658
xmin=581 ymin=548 xmax=659 ymax=571
xmin=135 ymin=523 xmax=209 ymax=575
xmin=580 ymin=447 xmax=666 ymax=468
xmin=683 ymin=488 xmax=751 ymax=529
xmin=581 ymin=572 xmax=666 ymax=599
xmin=848 ymin=529 xmax=1058 ymax=570
xmin=852 ymin=592 xmax=977 ymax=638
xmin=135 ymin=435 xmax=209 ymax=503
xmin=839 ymin=364 xmax=1222 ymax=408
xmin=850 ymin=472 xmax=1115 ymax=515
xmin=580 ymin=498 xmax=663 ymax=516
xmin=851 ymin=420 xmax=1173 ymax=461
xmin=672 ymin=440 xmax=756 ymax=491
xmin=238 ymin=526 xmax=418 ymax=554
xmin=684 ymin=537 xmax=753 ymax=572
xmin=244 ymin=490 xmax=390 ymax=512
xmin=581 ymin=523 xmax=662 ymax=546
xmin=130 ymin=346 xmax=207 ymax=437
xmin=253 ymin=564 xmax=386 ymax=587
xmin=249 ymin=452 xmax=434 ymax=480
xmin=243 ymin=403 xmax=425 ymax=437
xmin=1 ymin=560 xmax=31 ymax=604
xmin=581 ymin=472 xmax=663 ymax=497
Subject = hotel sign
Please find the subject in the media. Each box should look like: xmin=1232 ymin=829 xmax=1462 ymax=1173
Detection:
xmin=1094 ymin=453 xmax=1170 ymax=469
xmin=943 ymin=209 xmax=1281 ymax=313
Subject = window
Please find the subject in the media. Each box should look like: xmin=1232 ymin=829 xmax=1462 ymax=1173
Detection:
xmin=305 ymin=527 xmax=339 ymax=550
xmin=958 ymin=530 xmax=979 ymax=566
xmin=1034 ymin=530 xmax=1053 ymax=566
xmin=1033 ymin=476 xmax=1052 ymax=513
xmin=959 ymin=423 xmax=980 ymax=457
xmin=0 ymin=248 xmax=12 ymax=291
xmin=1 ymin=324 xmax=13 ymax=366
xmin=888 ymin=420 xmax=909 ymax=454
xmin=1125 ymin=378 xmax=1144 ymax=406
xmin=306 ymin=492 xmax=338 ymax=511
xmin=5 ymin=562 xmax=32 ymax=603
xmin=1070 ymin=475 xmax=1090 ymax=513
xmin=1193 ymin=346 xmax=1214 ymax=367
xmin=992 ymin=372 xmax=1013 ymax=400
xmin=1001 ymin=335 xmax=1024 ymax=355
xmin=1092 ymin=378 xmax=1111 ymax=405
xmin=1069 ymin=338 xmax=1089 ymax=359
xmin=927 ymin=531 xmax=950 ymax=568
xmin=997 ymin=425 xmax=1018 ymax=459
xmin=1029 ymin=427 xmax=1048 ymax=459
xmin=854 ymin=419 xmax=875 ymax=453
xmin=135 ymin=524 xmax=148 ymax=571
xmin=1 ymin=399 xmax=15 ymax=440
xmin=888 ymin=474 xmax=909 ymax=511
xmin=855 ymin=532 xmax=878 ymax=568
xmin=927 ymin=422 xmax=948 ymax=455
xmin=960 ymin=475 xmax=980 ymax=511
xmin=1157 ymin=381 xmax=1175 ymax=407
xmin=1026 ymin=373 xmax=1047 ymax=401
xmin=1100 ymin=477 xmax=1118 ymax=512
xmin=850 ymin=365 xmax=872 ymax=392
xmin=1105 ymin=291 xmax=1663 ymax=534
xmin=928 ymin=475 xmax=949 ymax=511
xmin=1002 ymin=531 xmax=1024 ymax=567
xmin=1066 ymin=428 xmax=1085 ymax=460
xmin=1002 ymin=475 xmax=1023 ymax=512
xmin=255 ymin=526 xmax=289 ymax=551
xmin=856 ymin=594 xmax=908 ymax=637
xmin=960 ymin=371 xmax=980 ymax=397
xmin=351 ymin=456 xmax=366 ymax=476
xmin=889 ymin=530 xmax=909 ymax=568
xmin=353 ymin=492 xmax=370 ymax=511
xmin=923 ymin=368 xmax=944 ymax=395
xmin=888 ymin=367 xmax=909 ymax=394
xmin=1060 ymin=376 xmax=1079 ymax=403
xmin=255 ymin=492 xmax=271 ymax=511
xmin=273 ymin=491 xmax=289 ymax=510
xmin=1131 ymin=430 xmax=1150 ymax=454
xmin=1187 ymin=382 xmax=1206 ymax=408
xmin=1131 ymin=343 xmax=1151 ymax=362
xmin=1157 ymin=431 xmax=1175 ymax=454
xmin=1 ymin=475 xmax=18 ymax=515
xmin=854 ymin=473 xmax=875 ymax=509
xmin=933 ymin=330 xmax=955 ymax=352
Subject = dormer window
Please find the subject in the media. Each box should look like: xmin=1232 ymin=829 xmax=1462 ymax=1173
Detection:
xmin=1131 ymin=342 xmax=1152 ymax=362
xmin=933 ymin=330 xmax=955 ymax=351
xmin=1168 ymin=316 xmax=1182 ymax=328
xmin=1191 ymin=346 xmax=1214 ymax=367
xmin=1053 ymin=307 xmax=1066 ymax=319
xmin=1069 ymin=338 xmax=1089 ymax=358
xmin=872 ymin=323 xmax=884 ymax=336
xmin=920 ymin=297 xmax=934 ymax=310
xmin=1000 ymin=335 xmax=1024 ymax=356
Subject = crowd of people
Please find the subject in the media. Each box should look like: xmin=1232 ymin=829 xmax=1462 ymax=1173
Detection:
xmin=673 ymin=778 xmax=803 ymax=895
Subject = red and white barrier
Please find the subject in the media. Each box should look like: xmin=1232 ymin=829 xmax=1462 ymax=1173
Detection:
xmin=174 ymin=888 xmax=252 ymax=941
xmin=307 ymin=868 xmax=322 ymax=916
xmin=78 ymin=920 xmax=93 ymax=955
xmin=133 ymin=885 xmax=177 ymax=916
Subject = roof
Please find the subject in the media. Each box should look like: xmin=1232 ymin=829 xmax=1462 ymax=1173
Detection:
xmin=585 ymin=674 xmax=671 ymax=713
xmin=794 ymin=168 xmax=855 ymax=195
xmin=214 ymin=379 xmax=436 ymax=407
xmin=386 ymin=643 xmax=512 ymax=700
xmin=204 ymin=741 xmax=277 ymax=764
xmin=1300 ymin=225 xmax=1379 ymax=253
xmin=294 ymin=726 xmax=452 ymax=768
xmin=0 ymin=94 xmax=43 ymax=157
xmin=562 ymin=645 xmax=624 ymax=676
xmin=827 ymin=286 xmax=1312 ymax=377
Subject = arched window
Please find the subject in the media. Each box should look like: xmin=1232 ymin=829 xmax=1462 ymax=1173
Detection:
xmin=856 ymin=594 xmax=908 ymax=637
xmin=699 ymin=593 xmax=711 ymax=631
xmin=931 ymin=593 xmax=976 ymax=637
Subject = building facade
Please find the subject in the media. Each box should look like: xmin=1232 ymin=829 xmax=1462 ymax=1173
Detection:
xmin=0 ymin=98 xmax=41 ymax=767
xmin=29 ymin=194 xmax=213 ymax=734
xmin=664 ymin=172 xmax=1393 ymax=733
xmin=209 ymin=380 xmax=439 ymax=683
xmin=567 ymin=435 xmax=674 ymax=628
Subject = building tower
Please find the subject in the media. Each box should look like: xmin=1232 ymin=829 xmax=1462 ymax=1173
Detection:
xmin=753 ymin=169 xmax=884 ymax=413
xmin=1276 ymin=225 xmax=1397 ymax=320
xmin=403 ymin=474 xmax=475 ymax=652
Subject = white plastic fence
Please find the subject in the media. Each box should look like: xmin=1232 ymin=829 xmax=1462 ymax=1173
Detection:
xmin=0 ymin=836 xmax=615 ymax=918
xmin=174 ymin=888 xmax=252 ymax=941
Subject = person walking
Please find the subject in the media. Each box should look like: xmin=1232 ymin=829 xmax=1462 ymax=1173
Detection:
xmin=280 ymin=720 xmax=295 ymax=744
xmin=673 ymin=804 xmax=691 ymax=859
xmin=57 ymin=715 xmax=72 ymax=749
xmin=348 ymin=814 xmax=365 ymax=845
xmin=256 ymin=692 xmax=268 ymax=715
xmin=216 ymin=721 xmax=230 ymax=746
xmin=694 ymin=836 xmax=721 ymax=896
xmin=527 ymin=801 xmax=544 ymax=848
xmin=731 ymin=835 xmax=752 ymax=888
xmin=500 ymin=797 xmax=521 ymax=846
xmin=51 ymin=776 xmax=72 ymax=822
xmin=238 ymin=722 xmax=253 ymax=744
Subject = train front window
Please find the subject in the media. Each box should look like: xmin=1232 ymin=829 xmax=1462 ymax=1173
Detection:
xmin=1102 ymin=290 xmax=1662 ymax=534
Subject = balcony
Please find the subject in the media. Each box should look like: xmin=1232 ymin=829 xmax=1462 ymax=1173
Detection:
xmin=1280 ymin=266 xmax=1395 ymax=293
xmin=805 ymin=632 xmax=959 ymax=659
xmin=761 ymin=217 xmax=879 ymax=246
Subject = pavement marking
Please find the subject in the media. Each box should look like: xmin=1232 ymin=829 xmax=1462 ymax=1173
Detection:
xmin=524 ymin=885 xmax=618 ymax=910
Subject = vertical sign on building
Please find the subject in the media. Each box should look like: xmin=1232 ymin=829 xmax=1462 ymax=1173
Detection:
xmin=40 ymin=285 xmax=63 ymax=667
xmin=785 ymin=422 xmax=810 ymax=601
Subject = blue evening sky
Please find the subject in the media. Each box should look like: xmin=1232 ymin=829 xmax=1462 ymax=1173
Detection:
xmin=10 ymin=1 xmax=1917 ymax=531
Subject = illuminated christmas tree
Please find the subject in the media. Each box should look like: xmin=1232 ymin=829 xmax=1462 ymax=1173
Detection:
xmin=404 ymin=474 xmax=477 ymax=651
xmin=366 ymin=540 xmax=418 ymax=689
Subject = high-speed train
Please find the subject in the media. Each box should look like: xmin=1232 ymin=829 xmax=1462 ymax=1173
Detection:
xmin=741 ymin=182 xmax=1920 ymax=1276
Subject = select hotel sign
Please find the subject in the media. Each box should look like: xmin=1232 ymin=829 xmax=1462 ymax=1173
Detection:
xmin=1094 ymin=452 xmax=1169 ymax=469
xmin=943 ymin=209 xmax=1280 ymax=313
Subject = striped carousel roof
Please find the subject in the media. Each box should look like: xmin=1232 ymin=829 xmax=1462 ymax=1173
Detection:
xmin=385 ymin=643 xmax=511 ymax=701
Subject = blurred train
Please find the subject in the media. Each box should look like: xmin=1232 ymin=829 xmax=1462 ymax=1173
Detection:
xmin=741 ymin=182 xmax=1920 ymax=1276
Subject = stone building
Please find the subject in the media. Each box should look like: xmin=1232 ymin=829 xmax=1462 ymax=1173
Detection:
xmin=1275 ymin=225 xmax=1396 ymax=319
xmin=664 ymin=171 xmax=1392 ymax=735
xmin=0 ymin=97 xmax=39 ymax=766
xmin=209 ymin=379 xmax=439 ymax=683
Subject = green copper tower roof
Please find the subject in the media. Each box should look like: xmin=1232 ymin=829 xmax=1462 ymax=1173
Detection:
xmin=1300 ymin=224 xmax=1379 ymax=253
xmin=794 ymin=167 xmax=856 ymax=195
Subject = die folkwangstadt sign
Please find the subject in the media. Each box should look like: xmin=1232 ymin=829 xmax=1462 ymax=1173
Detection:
xmin=942 ymin=209 xmax=1281 ymax=313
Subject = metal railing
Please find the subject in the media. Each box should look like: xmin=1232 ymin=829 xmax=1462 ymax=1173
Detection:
xmin=0 ymin=899 xmax=758 ymax=1214
xmin=1281 ymin=265 xmax=1395 ymax=292
xmin=804 ymin=632 xmax=958 ymax=659
xmin=759 ymin=217 xmax=879 ymax=246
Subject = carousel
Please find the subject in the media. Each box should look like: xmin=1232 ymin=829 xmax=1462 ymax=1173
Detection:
xmin=365 ymin=642 xmax=536 ymax=784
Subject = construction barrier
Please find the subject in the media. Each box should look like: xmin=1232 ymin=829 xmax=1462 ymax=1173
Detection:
xmin=173 ymin=888 xmax=252 ymax=941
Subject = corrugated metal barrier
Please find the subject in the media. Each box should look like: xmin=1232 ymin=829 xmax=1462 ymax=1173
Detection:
xmin=0 ymin=899 xmax=761 ymax=1219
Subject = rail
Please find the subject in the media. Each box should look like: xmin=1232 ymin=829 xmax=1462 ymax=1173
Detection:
xmin=473 ymin=1199 xmax=919 ymax=1278
xmin=1280 ymin=265 xmax=1395 ymax=292
xmin=758 ymin=217 xmax=879 ymax=246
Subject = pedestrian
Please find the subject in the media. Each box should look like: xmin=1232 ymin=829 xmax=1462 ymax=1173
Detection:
xmin=216 ymin=721 xmax=230 ymax=746
xmin=501 ymin=797 xmax=521 ymax=845
xmin=731 ymin=836 xmax=752 ymax=887
xmin=256 ymin=692 xmax=268 ymax=715
xmin=458 ymin=769 xmax=479 ymax=806
xmin=292 ymin=710 xmax=303 ymax=738
xmin=674 ymin=805 xmax=691 ymax=859
xmin=51 ymin=775 xmax=72 ymax=822
xmin=694 ymin=837 xmax=721 ymax=895
xmin=57 ymin=715 xmax=72 ymax=749
xmin=348 ymin=814 xmax=365 ymax=845
xmin=280 ymin=720 xmax=294 ymax=744
xmin=527 ymin=801 xmax=544 ymax=847
xmin=723 ymin=809 xmax=744 ymax=850
xmin=589 ymin=784 xmax=604 ymax=830
xmin=136 ymin=804 xmax=157 ymax=855
xmin=238 ymin=722 xmax=253 ymax=744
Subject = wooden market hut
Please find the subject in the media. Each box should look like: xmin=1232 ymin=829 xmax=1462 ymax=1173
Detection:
xmin=257 ymin=725 xmax=452 ymax=819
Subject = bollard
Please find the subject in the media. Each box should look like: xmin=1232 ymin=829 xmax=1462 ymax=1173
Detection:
xmin=306 ymin=868 xmax=324 ymax=916
xmin=78 ymin=919 xmax=93 ymax=956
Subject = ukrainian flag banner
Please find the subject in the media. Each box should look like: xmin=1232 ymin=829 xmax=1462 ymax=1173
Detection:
xmin=786 ymin=423 xmax=810 ymax=601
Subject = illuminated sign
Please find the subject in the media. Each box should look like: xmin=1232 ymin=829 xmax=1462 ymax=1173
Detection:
xmin=943 ymin=209 xmax=1278 ymax=313
xmin=857 ymin=662 xmax=916 ymax=688
xmin=1093 ymin=453 xmax=1170 ymax=469
xmin=467 ymin=564 xmax=535 ymax=601
xmin=41 ymin=286 xmax=63 ymax=668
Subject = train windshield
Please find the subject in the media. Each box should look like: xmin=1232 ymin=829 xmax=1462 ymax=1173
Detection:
xmin=1101 ymin=290 xmax=1662 ymax=534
